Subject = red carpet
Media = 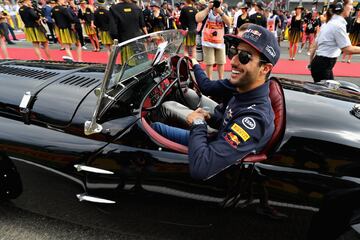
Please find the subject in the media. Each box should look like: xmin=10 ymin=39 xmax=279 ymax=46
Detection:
xmin=5 ymin=47 xmax=360 ymax=77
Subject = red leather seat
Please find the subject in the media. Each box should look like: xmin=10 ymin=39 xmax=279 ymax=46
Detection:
xmin=241 ymin=77 xmax=286 ymax=163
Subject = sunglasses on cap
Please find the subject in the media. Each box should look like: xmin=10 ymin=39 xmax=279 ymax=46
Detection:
xmin=227 ymin=47 xmax=268 ymax=65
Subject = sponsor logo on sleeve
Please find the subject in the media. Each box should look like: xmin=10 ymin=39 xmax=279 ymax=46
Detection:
xmin=224 ymin=132 xmax=241 ymax=148
xmin=242 ymin=117 xmax=256 ymax=130
xmin=230 ymin=123 xmax=250 ymax=142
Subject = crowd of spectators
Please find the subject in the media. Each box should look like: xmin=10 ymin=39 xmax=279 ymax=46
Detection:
xmin=0 ymin=0 xmax=359 ymax=71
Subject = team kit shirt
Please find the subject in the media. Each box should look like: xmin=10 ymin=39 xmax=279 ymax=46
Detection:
xmin=188 ymin=64 xmax=275 ymax=180
xmin=94 ymin=7 xmax=110 ymax=31
xmin=201 ymin=10 xmax=226 ymax=49
xmin=236 ymin=14 xmax=250 ymax=28
xmin=249 ymin=12 xmax=267 ymax=28
xmin=179 ymin=5 xmax=198 ymax=33
xmin=109 ymin=2 xmax=145 ymax=42
xmin=18 ymin=5 xmax=39 ymax=27
xmin=52 ymin=5 xmax=74 ymax=29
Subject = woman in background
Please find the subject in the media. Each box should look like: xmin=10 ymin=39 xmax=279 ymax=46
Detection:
xmin=288 ymin=5 xmax=303 ymax=60
xmin=18 ymin=0 xmax=51 ymax=60
xmin=79 ymin=0 xmax=100 ymax=51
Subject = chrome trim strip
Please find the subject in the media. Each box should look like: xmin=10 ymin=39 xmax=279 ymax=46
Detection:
xmin=74 ymin=164 xmax=114 ymax=175
xmin=76 ymin=193 xmax=115 ymax=204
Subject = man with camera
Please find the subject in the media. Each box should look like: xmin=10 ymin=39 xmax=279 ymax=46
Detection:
xmin=195 ymin=0 xmax=231 ymax=80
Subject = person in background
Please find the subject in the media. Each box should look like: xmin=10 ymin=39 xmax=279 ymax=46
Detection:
xmin=19 ymin=0 xmax=51 ymax=60
xmin=67 ymin=0 xmax=86 ymax=49
xmin=248 ymin=1 xmax=256 ymax=16
xmin=39 ymin=0 xmax=57 ymax=43
xmin=267 ymin=9 xmax=280 ymax=45
xmin=52 ymin=0 xmax=82 ymax=61
xmin=173 ymin=3 xmax=181 ymax=29
xmin=79 ymin=0 xmax=100 ymax=51
xmin=0 ymin=11 xmax=9 ymax=59
xmin=310 ymin=0 xmax=360 ymax=82
xmin=160 ymin=1 xmax=170 ymax=29
xmin=109 ymin=0 xmax=147 ymax=64
xmin=341 ymin=5 xmax=360 ymax=63
xmin=233 ymin=2 xmax=243 ymax=34
xmin=143 ymin=2 xmax=152 ymax=32
xmin=195 ymin=0 xmax=231 ymax=80
xmin=249 ymin=1 xmax=267 ymax=28
xmin=0 ymin=4 xmax=16 ymax=44
xmin=288 ymin=5 xmax=303 ymax=60
xmin=150 ymin=1 xmax=166 ymax=32
xmin=235 ymin=3 xmax=249 ymax=35
xmin=299 ymin=10 xmax=320 ymax=55
xmin=179 ymin=0 xmax=198 ymax=57
xmin=94 ymin=0 xmax=113 ymax=56
xmin=277 ymin=9 xmax=286 ymax=45
xmin=3 ymin=0 xmax=19 ymax=30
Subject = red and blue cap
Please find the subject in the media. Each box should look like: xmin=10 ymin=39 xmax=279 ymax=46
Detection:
xmin=224 ymin=24 xmax=280 ymax=66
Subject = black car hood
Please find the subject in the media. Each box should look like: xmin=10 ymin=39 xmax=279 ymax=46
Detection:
xmin=0 ymin=61 xmax=105 ymax=127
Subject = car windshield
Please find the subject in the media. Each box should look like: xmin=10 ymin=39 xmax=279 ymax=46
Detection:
xmin=105 ymin=30 xmax=183 ymax=90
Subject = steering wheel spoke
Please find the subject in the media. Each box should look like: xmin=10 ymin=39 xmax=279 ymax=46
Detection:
xmin=176 ymin=57 xmax=202 ymax=109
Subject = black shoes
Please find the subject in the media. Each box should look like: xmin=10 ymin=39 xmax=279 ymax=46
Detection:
xmin=7 ymin=41 xmax=15 ymax=45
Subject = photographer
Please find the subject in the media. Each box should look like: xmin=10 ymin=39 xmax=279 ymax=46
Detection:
xmin=195 ymin=0 xmax=231 ymax=80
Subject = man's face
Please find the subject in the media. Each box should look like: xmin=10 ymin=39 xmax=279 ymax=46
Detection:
xmin=229 ymin=42 xmax=264 ymax=88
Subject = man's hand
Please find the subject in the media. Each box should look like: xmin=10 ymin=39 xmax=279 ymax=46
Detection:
xmin=191 ymin=58 xmax=199 ymax=66
xmin=207 ymin=1 xmax=214 ymax=10
xmin=186 ymin=108 xmax=210 ymax=126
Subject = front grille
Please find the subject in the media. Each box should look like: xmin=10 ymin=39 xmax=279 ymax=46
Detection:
xmin=0 ymin=66 xmax=59 ymax=80
xmin=59 ymin=75 xmax=100 ymax=88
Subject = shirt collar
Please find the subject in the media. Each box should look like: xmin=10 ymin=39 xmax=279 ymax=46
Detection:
xmin=234 ymin=81 xmax=270 ymax=102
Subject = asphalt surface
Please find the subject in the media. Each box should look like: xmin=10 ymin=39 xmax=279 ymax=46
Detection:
xmin=0 ymin=35 xmax=358 ymax=240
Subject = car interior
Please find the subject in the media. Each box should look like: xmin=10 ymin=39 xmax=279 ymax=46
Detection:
xmin=139 ymin=55 xmax=287 ymax=165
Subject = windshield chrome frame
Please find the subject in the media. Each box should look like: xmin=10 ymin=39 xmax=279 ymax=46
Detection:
xmin=84 ymin=30 xmax=182 ymax=135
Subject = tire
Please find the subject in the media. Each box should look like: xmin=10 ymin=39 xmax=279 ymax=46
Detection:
xmin=0 ymin=153 xmax=22 ymax=200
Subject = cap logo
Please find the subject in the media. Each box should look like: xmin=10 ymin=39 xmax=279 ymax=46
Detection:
xmin=244 ymin=28 xmax=262 ymax=42
xmin=265 ymin=45 xmax=276 ymax=58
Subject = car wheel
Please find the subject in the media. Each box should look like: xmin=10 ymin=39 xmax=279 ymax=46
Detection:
xmin=0 ymin=154 xmax=22 ymax=200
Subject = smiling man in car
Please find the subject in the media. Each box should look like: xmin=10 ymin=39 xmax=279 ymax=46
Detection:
xmin=152 ymin=24 xmax=280 ymax=180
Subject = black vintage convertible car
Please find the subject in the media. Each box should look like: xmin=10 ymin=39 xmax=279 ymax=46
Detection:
xmin=0 ymin=30 xmax=360 ymax=240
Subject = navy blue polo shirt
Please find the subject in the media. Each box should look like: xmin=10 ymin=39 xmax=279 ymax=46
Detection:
xmin=188 ymin=64 xmax=275 ymax=180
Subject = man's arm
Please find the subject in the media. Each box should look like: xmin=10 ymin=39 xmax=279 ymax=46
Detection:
xmin=192 ymin=58 xmax=235 ymax=96
xmin=215 ymin=7 xmax=231 ymax=26
xmin=187 ymin=113 xmax=265 ymax=180
xmin=195 ymin=4 xmax=210 ymax=23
